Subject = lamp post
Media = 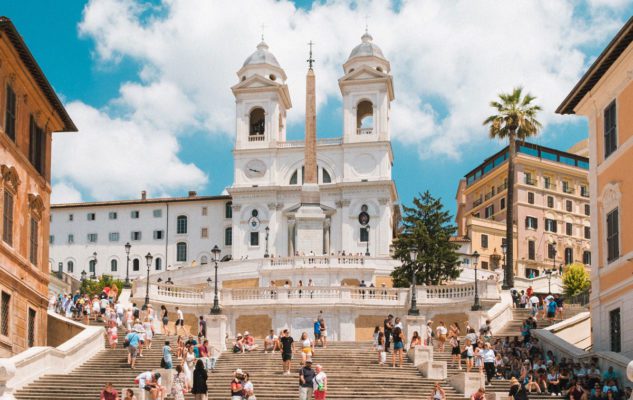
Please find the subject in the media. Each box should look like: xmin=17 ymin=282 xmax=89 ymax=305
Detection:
xmin=471 ymin=251 xmax=481 ymax=311
xmin=211 ymin=245 xmax=221 ymax=314
xmin=124 ymin=242 xmax=132 ymax=288
xmin=264 ymin=226 xmax=270 ymax=258
xmin=544 ymin=268 xmax=553 ymax=294
xmin=501 ymin=241 xmax=507 ymax=278
xmin=57 ymin=262 xmax=63 ymax=279
xmin=91 ymin=252 xmax=97 ymax=280
xmin=365 ymin=225 xmax=371 ymax=256
xmin=551 ymin=241 xmax=557 ymax=279
xmin=408 ymin=248 xmax=420 ymax=316
xmin=144 ymin=252 xmax=153 ymax=308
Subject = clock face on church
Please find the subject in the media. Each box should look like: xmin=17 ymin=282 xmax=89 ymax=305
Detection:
xmin=244 ymin=159 xmax=267 ymax=178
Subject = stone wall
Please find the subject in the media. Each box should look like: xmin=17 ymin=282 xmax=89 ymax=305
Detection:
xmin=47 ymin=312 xmax=84 ymax=347
xmin=222 ymin=278 xmax=259 ymax=288
xmin=236 ymin=315 xmax=272 ymax=338
xmin=355 ymin=315 xmax=384 ymax=341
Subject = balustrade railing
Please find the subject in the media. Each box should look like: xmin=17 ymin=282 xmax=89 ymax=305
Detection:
xmin=248 ymin=134 xmax=265 ymax=142
xmin=222 ymin=286 xmax=404 ymax=305
xmin=266 ymin=255 xmax=366 ymax=268
xmin=357 ymin=127 xmax=373 ymax=135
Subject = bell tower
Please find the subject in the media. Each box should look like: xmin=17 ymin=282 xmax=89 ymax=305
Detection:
xmin=231 ymin=40 xmax=292 ymax=150
xmin=339 ymin=32 xmax=394 ymax=143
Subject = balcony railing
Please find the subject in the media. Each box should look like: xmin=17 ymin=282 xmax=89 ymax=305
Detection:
xmin=544 ymin=183 xmax=557 ymax=190
xmin=525 ymin=178 xmax=537 ymax=186
xmin=580 ymin=190 xmax=589 ymax=198
xmin=497 ymin=182 xmax=508 ymax=192
xmin=357 ymin=127 xmax=373 ymax=135
xmin=563 ymin=187 xmax=575 ymax=194
xmin=473 ymin=198 xmax=483 ymax=207
xmin=248 ymin=134 xmax=265 ymax=142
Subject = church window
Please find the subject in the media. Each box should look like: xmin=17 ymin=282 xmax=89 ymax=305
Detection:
xmin=176 ymin=242 xmax=187 ymax=262
xmin=356 ymin=100 xmax=374 ymax=135
xmin=250 ymin=231 xmax=259 ymax=246
xmin=225 ymin=227 xmax=232 ymax=246
xmin=133 ymin=258 xmax=140 ymax=271
xmin=177 ymin=215 xmax=187 ymax=234
xmin=249 ymin=107 xmax=265 ymax=137
xmin=200 ymin=255 xmax=208 ymax=265
xmin=322 ymin=168 xmax=331 ymax=183
xmin=155 ymin=257 xmax=162 ymax=270
xmin=225 ymin=202 xmax=233 ymax=218
xmin=290 ymin=170 xmax=298 ymax=185
xmin=376 ymin=66 xmax=383 ymax=72
xmin=251 ymin=209 xmax=258 ymax=218
xmin=269 ymin=74 xmax=276 ymax=81
xmin=360 ymin=227 xmax=369 ymax=242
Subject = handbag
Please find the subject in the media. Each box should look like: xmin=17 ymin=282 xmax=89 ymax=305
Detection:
xmin=123 ymin=339 xmax=130 ymax=348
xmin=160 ymin=357 xmax=166 ymax=368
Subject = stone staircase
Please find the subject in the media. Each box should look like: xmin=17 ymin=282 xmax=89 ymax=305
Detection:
xmin=15 ymin=328 xmax=463 ymax=400
xmin=432 ymin=305 xmax=588 ymax=400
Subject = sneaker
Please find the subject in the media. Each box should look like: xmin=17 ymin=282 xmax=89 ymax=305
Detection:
xmin=551 ymin=394 xmax=557 ymax=397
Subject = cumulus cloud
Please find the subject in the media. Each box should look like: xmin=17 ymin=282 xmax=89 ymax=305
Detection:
xmin=56 ymin=0 xmax=628 ymax=200
xmin=51 ymin=182 xmax=83 ymax=204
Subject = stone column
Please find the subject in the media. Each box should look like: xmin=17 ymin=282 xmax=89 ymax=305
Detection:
xmin=304 ymin=67 xmax=317 ymax=184
xmin=288 ymin=218 xmax=295 ymax=256
xmin=0 ymin=359 xmax=16 ymax=400
xmin=203 ymin=314 xmax=228 ymax=352
xmin=324 ymin=218 xmax=331 ymax=255
xmin=404 ymin=315 xmax=427 ymax=347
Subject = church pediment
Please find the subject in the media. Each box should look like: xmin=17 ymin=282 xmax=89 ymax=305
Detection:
xmin=339 ymin=65 xmax=387 ymax=82
xmin=231 ymin=75 xmax=280 ymax=91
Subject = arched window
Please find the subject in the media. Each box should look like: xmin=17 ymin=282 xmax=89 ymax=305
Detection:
xmin=290 ymin=170 xmax=298 ymax=185
xmin=356 ymin=100 xmax=374 ymax=135
xmin=89 ymin=259 xmax=96 ymax=273
xmin=67 ymin=261 xmax=74 ymax=273
xmin=133 ymin=258 xmax=140 ymax=271
xmin=225 ymin=202 xmax=232 ymax=219
xmin=583 ymin=251 xmax=591 ymax=265
xmin=225 ymin=227 xmax=233 ymax=246
xmin=564 ymin=248 xmax=573 ymax=265
xmin=322 ymin=168 xmax=332 ymax=183
xmin=176 ymin=215 xmax=188 ymax=234
xmin=176 ymin=242 xmax=187 ymax=262
xmin=110 ymin=259 xmax=117 ymax=272
xmin=155 ymin=258 xmax=162 ymax=271
xmin=200 ymin=255 xmax=208 ymax=265
xmin=249 ymin=107 xmax=265 ymax=137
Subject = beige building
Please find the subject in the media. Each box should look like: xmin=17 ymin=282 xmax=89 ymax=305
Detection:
xmin=557 ymin=16 xmax=633 ymax=357
xmin=0 ymin=17 xmax=77 ymax=356
xmin=456 ymin=141 xmax=591 ymax=279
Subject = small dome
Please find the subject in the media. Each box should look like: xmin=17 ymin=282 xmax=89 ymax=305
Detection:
xmin=347 ymin=32 xmax=386 ymax=61
xmin=243 ymin=41 xmax=281 ymax=68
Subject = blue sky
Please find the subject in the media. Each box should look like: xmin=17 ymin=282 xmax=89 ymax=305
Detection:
xmin=3 ymin=0 xmax=632 ymax=216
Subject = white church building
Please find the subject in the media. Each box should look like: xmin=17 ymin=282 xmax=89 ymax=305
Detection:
xmin=50 ymin=31 xmax=399 ymax=281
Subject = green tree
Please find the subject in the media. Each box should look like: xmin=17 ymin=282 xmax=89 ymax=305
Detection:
xmin=80 ymin=275 xmax=123 ymax=298
xmin=483 ymin=87 xmax=542 ymax=289
xmin=391 ymin=191 xmax=461 ymax=287
xmin=562 ymin=263 xmax=590 ymax=297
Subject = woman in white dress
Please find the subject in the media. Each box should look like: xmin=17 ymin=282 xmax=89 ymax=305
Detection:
xmin=182 ymin=344 xmax=196 ymax=387
xmin=143 ymin=316 xmax=153 ymax=349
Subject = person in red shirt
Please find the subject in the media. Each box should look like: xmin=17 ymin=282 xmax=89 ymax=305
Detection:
xmin=100 ymin=382 xmax=119 ymax=400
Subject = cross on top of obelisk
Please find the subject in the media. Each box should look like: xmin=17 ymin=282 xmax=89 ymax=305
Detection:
xmin=307 ymin=40 xmax=315 ymax=70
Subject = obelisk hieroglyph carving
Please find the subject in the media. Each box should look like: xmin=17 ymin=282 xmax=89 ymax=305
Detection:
xmin=295 ymin=41 xmax=326 ymax=255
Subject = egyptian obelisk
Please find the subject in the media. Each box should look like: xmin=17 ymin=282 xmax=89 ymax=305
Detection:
xmin=295 ymin=41 xmax=325 ymax=255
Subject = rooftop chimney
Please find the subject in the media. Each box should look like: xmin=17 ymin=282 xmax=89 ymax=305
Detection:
xmin=141 ymin=190 xmax=147 ymax=200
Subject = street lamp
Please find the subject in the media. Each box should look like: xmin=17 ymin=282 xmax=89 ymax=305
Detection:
xmin=551 ymin=241 xmax=557 ymax=279
xmin=471 ymin=251 xmax=481 ymax=311
xmin=143 ymin=252 xmax=153 ymax=308
xmin=91 ymin=252 xmax=97 ymax=280
xmin=264 ymin=226 xmax=270 ymax=258
xmin=206 ymin=277 xmax=213 ymax=287
xmin=365 ymin=225 xmax=371 ymax=256
xmin=544 ymin=268 xmax=553 ymax=294
xmin=57 ymin=262 xmax=63 ymax=279
xmin=124 ymin=242 xmax=132 ymax=288
xmin=408 ymin=248 xmax=420 ymax=316
xmin=211 ymin=245 xmax=221 ymax=314
xmin=501 ymin=241 xmax=507 ymax=276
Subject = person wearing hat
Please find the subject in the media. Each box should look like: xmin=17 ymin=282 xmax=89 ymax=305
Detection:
xmin=299 ymin=358 xmax=316 ymax=400
xmin=231 ymin=369 xmax=244 ymax=400
xmin=244 ymin=331 xmax=258 ymax=352
xmin=134 ymin=371 xmax=163 ymax=400
xmin=125 ymin=328 xmax=141 ymax=369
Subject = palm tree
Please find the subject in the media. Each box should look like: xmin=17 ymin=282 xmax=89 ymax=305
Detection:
xmin=483 ymin=87 xmax=542 ymax=289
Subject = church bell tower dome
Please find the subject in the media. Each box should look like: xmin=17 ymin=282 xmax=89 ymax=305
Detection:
xmin=344 ymin=31 xmax=390 ymax=74
xmin=238 ymin=40 xmax=287 ymax=83
xmin=243 ymin=40 xmax=281 ymax=68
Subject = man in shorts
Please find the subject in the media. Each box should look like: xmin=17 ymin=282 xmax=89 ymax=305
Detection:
xmin=313 ymin=319 xmax=321 ymax=344
xmin=135 ymin=371 xmax=163 ymax=400
xmin=280 ymin=329 xmax=294 ymax=375
xmin=264 ymin=329 xmax=279 ymax=353
xmin=125 ymin=329 xmax=141 ymax=369
xmin=175 ymin=306 xmax=185 ymax=335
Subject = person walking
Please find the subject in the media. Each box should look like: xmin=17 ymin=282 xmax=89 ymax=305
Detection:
xmin=191 ymin=359 xmax=208 ymax=400
xmin=384 ymin=314 xmax=394 ymax=352
xmin=171 ymin=365 xmax=187 ymax=400
xmin=436 ymin=321 xmax=448 ymax=351
xmin=280 ymin=329 xmax=294 ymax=375
xmin=450 ymin=335 xmax=461 ymax=369
xmin=391 ymin=326 xmax=404 ymax=368
xmin=162 ymin=340 xmax=173 ymax=369
xmin=198 ymin=316 xmax=207 ymax=339
xmin=300 ymin=359 xmax=316 ymax=400
xmin=230 ymin=370 xmax=244 ymax=400
xmin=300 ymin=332 xmax=314 ymax=366
xmin=125 ymin=329 xmax=141 ymax=369
xmin=376 ymin=331 xmax=386 ymax=365
xmin=481 ymin=342 xmax=496 ymax=385
xmin=160 ymin=305 xmax=170 ymax=335
xmin=313 ymin=364 xmax=327 ymax=400
xmin=175 ymin=306 xmax=185 ymax=336
xmin=243 ymin=372 xmax=256 ymax=400
xmin=183 ymin=344 xmax=196 ymax=386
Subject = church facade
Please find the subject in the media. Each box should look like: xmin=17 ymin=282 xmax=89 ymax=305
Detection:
xmin=49 ymin=32 xmax=400 ymax=282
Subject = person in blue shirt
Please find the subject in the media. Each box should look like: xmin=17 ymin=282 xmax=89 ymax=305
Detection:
xmin=126 ymin=329 xmax=141 ymax=369
xmin=313 ymin=319 xmax=321 ymax=344
xmin=546 ymin=298 xmax=557 ymax=323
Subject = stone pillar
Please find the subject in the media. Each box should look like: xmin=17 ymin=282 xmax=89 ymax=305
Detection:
xmin=324 ymin=218 xmax=331 ymax=255
xmin=0 ymin=359 xmax=16 ymax=400
xmin=404 ymin=315 xmax=427 ymax=347
xmin=288 ymin=218 xmax=295 ymax=256
xmin=204 ymin=315 xmax=228 ymax=352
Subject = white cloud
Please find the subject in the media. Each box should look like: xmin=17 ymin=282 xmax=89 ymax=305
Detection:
xmin=57 ymin=0 xmax=628 ymax=200
xmin=51 ymin=182 xmax=83 ymax=204
xmin=53 ymin=101 xmax=207 ymax=200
